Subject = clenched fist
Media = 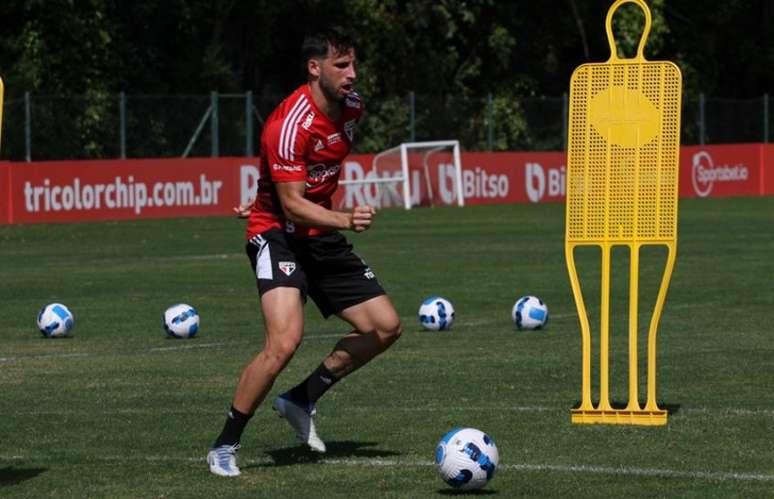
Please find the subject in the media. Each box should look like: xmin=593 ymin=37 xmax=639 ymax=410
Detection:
xmin=350 ymin=205 xmax=376 ymax=232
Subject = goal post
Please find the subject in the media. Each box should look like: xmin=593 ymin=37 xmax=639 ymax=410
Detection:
xmin=339 ymin=140 xmax=464 ymax=209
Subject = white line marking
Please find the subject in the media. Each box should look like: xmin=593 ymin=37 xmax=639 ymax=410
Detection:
xmin=666 ymin=302 xmax=712 ymax=311
xmin=505 ymin=463 xmax=774 ymax=482
xmin=0 ymin=352 xmax=89 ymax=363
xmin=1 ymin=334 xmax=346 ymax=363
xmin=152 ymin=253 xmax=240 ymax=262
xmin=6 ymin=406 xmax=553 ymax=417
xmin=147 ymin=333 xmax=344 ymax=352
xmin=325 ymin=406 xmax=774 ymax=417
xmin=0 ymin=454 xmax=771 ymax=482
xmin=343 ymin=405 xmax=554 ymax=413
xmin=682 ymin=407 xmax=774 ymax=417
xmin=149 ymin=342 xmax=228 ymax=352
xmin=6 ymin=405 xmax=773 ymax=418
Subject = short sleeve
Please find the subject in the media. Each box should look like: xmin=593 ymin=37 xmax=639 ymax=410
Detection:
xmin=262 ymin=119 xmax=309 ymax=182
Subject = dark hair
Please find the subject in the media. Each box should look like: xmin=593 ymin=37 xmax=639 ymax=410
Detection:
xmin=301 ymin=26 xmax=355 ymax=62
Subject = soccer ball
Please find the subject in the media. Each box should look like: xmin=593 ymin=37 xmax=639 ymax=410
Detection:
xmin=435 ymin=427 xmax=499 ymax=490
xmin=418 ymin=296 xmax=455 ymax=331
xmin=512 ymin=295 xmax=549 ymax=330
xmin=163 ymin=304 xmax=200 ymax=338
xmin=37 ymin=303 xmax=75 ymax=338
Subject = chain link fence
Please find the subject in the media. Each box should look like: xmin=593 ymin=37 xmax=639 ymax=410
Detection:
xmin=1 ymin=92 xmax=771 ymax=161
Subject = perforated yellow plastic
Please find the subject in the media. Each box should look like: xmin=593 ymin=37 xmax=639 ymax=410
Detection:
xmin=565 ymin=0 xmax=682 ymax=425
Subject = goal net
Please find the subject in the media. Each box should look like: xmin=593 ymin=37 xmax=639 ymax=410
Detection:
xmin=339 ymin=140 xmax=464 ymax=209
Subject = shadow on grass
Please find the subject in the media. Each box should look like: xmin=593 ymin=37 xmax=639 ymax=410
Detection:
xmin=571 ymin=401 xmax=681 ymax=415
xmin=0 ymin=467 xmax=47 ymax=486
xmin=437 ymin=488 xmax=498 ymax=496
xmin=248 ymin=440 xmax=401 ymax=468
xmin=662 ymin=403 xmax=681 ymax=415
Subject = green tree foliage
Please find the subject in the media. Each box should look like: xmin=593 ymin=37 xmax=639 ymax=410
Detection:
xmin=2 ymin=0 xmax=772 ymax=100
xmin=0 ymin=0 xmax=772 ymax=156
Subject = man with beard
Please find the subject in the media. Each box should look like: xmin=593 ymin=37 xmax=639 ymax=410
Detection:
xmin=207 ymin=27 xmax=403 ymax=477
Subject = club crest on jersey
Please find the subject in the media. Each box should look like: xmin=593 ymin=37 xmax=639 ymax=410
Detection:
xmin=302 ymin=111 xmax=315 ymax=130
xmin=344 ymin=120 xmax=356 ymax=141
xmin=345 ymin=94 xmax=361 ymax=109
xmin=278 ymin=261 xmax=296 ymax=276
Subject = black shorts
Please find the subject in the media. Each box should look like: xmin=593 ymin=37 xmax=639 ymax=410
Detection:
xmin=246 ymin=228 xmax=386 ymax=318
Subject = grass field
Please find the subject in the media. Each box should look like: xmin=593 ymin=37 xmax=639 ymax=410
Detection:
xmin=1 ymin=197 xmax=773 ymax=498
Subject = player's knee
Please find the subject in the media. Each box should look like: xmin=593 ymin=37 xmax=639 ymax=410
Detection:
xmin=380 ymin=318 xmax=402 ymax=345
xmin=264 ymin=337 xmax=300 ymax=371
xmin=275 ymin=337 xmax=301 ymax=360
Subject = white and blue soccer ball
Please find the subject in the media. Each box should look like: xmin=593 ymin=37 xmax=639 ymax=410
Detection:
xmin=37 ymin=303 xmax=75 ymax=338
xmin=435 ymin=427 xmax=499 ymax=490
xmin=418 ymin=296 xmax=455 ymax=331
xmin=512 ymin=295 xmax=549 ymax=330
xmin=163 ymin=304 xmax=200 ymax=338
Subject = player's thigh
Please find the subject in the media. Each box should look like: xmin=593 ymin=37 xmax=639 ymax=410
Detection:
xmin=337 ymin=294 xmax=401 ymax=334
xmin=260 ymin=286 xmax=305 ymax=354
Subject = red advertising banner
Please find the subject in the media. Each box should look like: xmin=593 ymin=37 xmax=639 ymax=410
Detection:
xmin=679 ymin=144 xmax=762 ymax=199
xmin=1 ymin=144 xmax=773 ymax=225
xmin=763 ymin=144 xmax=774 ymax=195
xmin=459 ymin=152 xmax=567 ymax=205
xmin=0 ymin=162 xmax=10 ymax=224
xmin=333 ymin=151 xmax=567 ymax=209
xmin=6 ymin=158 xmax=259 ymax=224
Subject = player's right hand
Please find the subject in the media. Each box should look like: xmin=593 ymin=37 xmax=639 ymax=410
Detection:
xmin=351 ymin=205 xmax=376 ymax=232
xmin=233 ymin=197 xmax=255 ymax=218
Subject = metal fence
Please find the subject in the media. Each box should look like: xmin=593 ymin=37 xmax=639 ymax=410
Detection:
xmin=1 ymin=92 xmax=771 ymax=161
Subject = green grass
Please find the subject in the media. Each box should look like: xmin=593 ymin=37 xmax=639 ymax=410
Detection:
xmin=1 ymin=197 xmax=773 ymax=498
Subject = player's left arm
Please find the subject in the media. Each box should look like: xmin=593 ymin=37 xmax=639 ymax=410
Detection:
xmin=275 ymin=181 xmax=375 ymax=232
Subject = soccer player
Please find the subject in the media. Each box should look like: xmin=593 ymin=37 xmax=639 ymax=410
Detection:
xmin=207 ymin=27 xmax=403 ymax=477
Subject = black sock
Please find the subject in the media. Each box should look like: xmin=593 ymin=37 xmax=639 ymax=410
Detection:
xmin=285 ymin=363 xmax=340 ymax=407
xmin=213 ymin=406 xmax=253 ymax=447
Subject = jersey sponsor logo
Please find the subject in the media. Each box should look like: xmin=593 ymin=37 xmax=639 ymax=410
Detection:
xmin=307 ymin=163 xmax=341 ymax=184
xmin=345 ymin=95 xmax=361 ymax=109
xmin=314 ymin=139 xmax=325 ymax=152
xmin=272 ymin=163 xmax=303 ymax=172
xmin=327 ymin=133 xmax=342 ymax=145
xmin=344 ymin=120 xmax=356 ymax=141
xmin=278 ymin=261 xmax=296 ymax=276
xmin=302 ymin=111 xmax=315 ymax=130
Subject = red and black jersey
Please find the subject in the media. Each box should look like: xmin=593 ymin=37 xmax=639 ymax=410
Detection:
xmin=246 ymin=84 xmax=363 ymax=239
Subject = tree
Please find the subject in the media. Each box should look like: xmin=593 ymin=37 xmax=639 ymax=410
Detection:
xmin=1 ymin=0 xmax=772 ymax=158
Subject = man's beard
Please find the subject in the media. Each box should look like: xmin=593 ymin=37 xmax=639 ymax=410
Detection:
xmin=319 ymin=73 xmax=345 ymax=103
